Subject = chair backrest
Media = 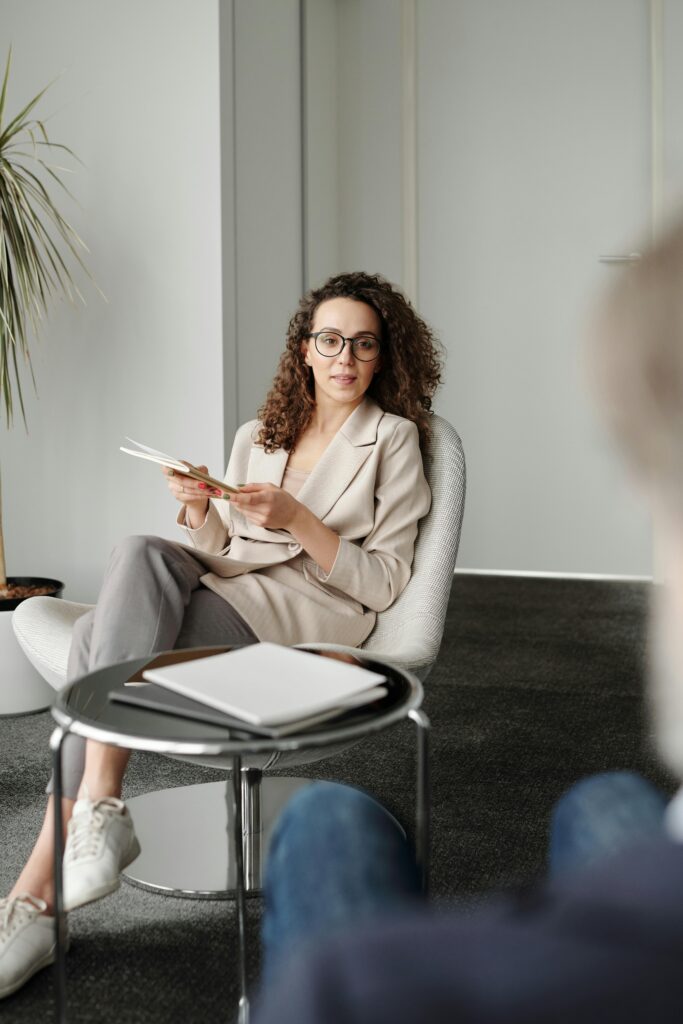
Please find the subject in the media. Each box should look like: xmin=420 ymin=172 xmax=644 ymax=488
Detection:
xmin=360 ymin=414 xmax=466 ymax=680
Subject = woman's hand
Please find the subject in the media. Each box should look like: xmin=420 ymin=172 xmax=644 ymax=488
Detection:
xmin=232 ymin=482 xmax=341 ymax=573
xmin=163 ymin=463 xmax=222 ymax=528
xmin=229 ymin=482 xmax=302 ymax=531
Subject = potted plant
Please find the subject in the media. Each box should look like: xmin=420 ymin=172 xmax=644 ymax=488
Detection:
xmin=0 ymin=48 xmax=91 ymax=614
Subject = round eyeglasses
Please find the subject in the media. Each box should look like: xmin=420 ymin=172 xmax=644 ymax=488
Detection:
xmin=309 ymin=331 xmax=381 ymax=362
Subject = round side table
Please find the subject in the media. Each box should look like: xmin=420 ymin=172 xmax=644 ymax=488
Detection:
xmin=49 ymin=645 xmax=430 ymax=1024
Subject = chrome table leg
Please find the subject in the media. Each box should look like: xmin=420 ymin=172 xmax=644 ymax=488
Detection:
xmin=241 ymin=768 xmax=263 ymax=892
xmin=230 ymin=756 xmax=250 ymax=1024
xmin=409 ymin=708 xmax=431 ymax=894
xmin=50 ymin=726 xmax=69 ymax=1024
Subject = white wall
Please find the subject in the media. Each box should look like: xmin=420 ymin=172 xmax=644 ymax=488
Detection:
xmin=2 ymin=0 xmax=672 ymax=594
xmin=232 ymin=0 xmax=304 ymax=426
xmin=0 ymin=0 xmax=223 ymax=602
xmin=336 ymin=0 xmax=403 ymax=284
xmin=303 ymin=0 xmax=658 ymax=577
xmin=304 ymin=0 xmax=339 ymax=288
xmin=417 ymin=0 xmax=652 ymax=575
xmin=664 ymin=0 xmax=683 ymax=217
xmin=303 ymin=0 xmax=404 ymax=289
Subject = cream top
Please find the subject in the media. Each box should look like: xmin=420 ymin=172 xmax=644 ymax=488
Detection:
xmin=281 ymin=465 xmax=310 ymax=498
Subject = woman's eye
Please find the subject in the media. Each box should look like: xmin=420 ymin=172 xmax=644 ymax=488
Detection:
xmin=354 ymin=338 xmax=378 ymax=353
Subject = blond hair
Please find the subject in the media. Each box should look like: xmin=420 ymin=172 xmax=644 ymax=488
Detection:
xmin=592 ymin=220 xmax=683 ymax=518
xmin=594 ymin=218 xmax=683 ymax=778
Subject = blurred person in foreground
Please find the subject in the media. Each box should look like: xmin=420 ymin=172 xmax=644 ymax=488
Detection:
xmin=253 ymin=219 xmax=683 ymax=1024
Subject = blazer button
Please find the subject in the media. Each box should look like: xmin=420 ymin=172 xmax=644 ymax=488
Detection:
xmin=288 ymin=542 xmax=301 ymax=553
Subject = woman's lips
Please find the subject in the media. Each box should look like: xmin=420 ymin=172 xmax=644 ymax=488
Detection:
xmin=332 ymin=375 xmax=356 ymax=385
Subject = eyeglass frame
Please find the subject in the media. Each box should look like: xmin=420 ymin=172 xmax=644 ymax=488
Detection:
xmin=308 ymin=330 xmax=382 ymax=362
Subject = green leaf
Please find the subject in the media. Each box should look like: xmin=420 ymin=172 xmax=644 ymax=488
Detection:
xmin=0 ymin=54 xmax=95 ymax=431
xmin=0 ymin=78 xmax=59 ymax=149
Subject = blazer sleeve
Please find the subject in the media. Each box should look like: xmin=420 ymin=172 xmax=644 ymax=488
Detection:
xmin=317 ymin=419 xmax=431 ymax=612
xmin=176 ymin=420 xmax=258 ymax=554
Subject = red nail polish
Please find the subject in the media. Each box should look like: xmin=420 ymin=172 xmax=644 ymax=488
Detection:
xmin=198 ymin=483 xmax=207 ymax=489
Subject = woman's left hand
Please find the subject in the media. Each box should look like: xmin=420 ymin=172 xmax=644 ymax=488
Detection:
xmin=230 ymin=483 xmax=302 ymax=531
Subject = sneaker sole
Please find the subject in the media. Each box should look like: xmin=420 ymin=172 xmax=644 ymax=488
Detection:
xmin=0 ymin=946 xmax=56 ymax=999
xmin=63 ymin=836 xmax=142 ymax=912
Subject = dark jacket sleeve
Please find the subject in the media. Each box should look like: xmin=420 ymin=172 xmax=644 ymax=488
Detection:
xmin=253 ymin=839 xmax=683 ymax=1024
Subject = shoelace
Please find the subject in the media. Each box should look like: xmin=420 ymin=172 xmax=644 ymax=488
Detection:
xmin=0 ymin=894 xmax=46 ymax=945
xmin=65 ymin=799 xmax=123 ymax=863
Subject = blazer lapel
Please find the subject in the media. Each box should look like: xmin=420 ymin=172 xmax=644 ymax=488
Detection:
xmin=297 ymin=398 xmax=384 ymax=523
xmin=235 ymin=397 xmax=384 ymax=537
xmin=229 ymin=442 xmax=290 ymax=543
xmin=247 ymin=443 xmax=289 ymax=487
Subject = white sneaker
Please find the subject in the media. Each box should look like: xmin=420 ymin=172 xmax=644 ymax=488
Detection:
xmin=0 ymin=894 xmax=56 ymax=998
xmin=63 ymin=795 xmax=141 ymax=912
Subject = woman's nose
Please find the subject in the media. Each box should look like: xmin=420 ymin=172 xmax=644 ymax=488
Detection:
xmin=337 ymin=339 xmax=356 ymax=364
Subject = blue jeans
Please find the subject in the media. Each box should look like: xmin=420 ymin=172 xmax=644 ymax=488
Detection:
xmin=261 ymin=771 xmax=668 ymax=981
xmin=261 ymin=782 xmax=421 ymax=984
xmin=548 ymin=770 xmax=667 ymax=876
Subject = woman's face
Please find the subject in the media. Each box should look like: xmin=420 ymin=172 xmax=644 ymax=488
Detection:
xmin=302 ymin=297 xmax=382 ymax=412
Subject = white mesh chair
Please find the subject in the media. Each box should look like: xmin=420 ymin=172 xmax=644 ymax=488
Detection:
xmin=12 ymin=415 xmax=465 ymax=894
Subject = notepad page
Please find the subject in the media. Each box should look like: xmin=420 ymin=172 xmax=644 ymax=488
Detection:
xmin=141 ymin=642 xmax=387 ymax=727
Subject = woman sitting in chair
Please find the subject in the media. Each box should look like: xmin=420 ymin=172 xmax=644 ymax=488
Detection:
xmin=0 ymin=271 xmax=441 ymax=998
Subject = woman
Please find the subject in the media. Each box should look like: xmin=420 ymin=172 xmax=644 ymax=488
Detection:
xmin=0 ymin=271 xmax=442 ymax=998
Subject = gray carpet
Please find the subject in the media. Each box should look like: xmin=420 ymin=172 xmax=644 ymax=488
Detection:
xmin=0 ymin=574 xmax=670 ymax=1022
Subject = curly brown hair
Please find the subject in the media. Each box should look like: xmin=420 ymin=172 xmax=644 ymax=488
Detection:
xmin=257 ymin=272 xmax=444 ymax=455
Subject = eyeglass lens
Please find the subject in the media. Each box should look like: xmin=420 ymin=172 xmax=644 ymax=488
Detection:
xmin=313 ymin=331 xmax=380 ymax=361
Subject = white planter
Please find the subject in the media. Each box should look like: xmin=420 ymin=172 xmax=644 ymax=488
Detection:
xmin=0 ymin=610 xmax=55 ymax=716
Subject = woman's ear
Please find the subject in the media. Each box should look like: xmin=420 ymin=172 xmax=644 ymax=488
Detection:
xmin=300 ymin=339 xmax=312 ymax=366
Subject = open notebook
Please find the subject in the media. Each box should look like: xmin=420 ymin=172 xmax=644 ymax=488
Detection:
xmin=109 ymin=643 xmax=387 ymax=738
xmin=119 ymin=437 xmax=237 ymax=495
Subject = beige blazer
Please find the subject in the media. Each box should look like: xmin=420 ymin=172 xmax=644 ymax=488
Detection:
xmin=177 ymin=397 xmax=431 ymax=648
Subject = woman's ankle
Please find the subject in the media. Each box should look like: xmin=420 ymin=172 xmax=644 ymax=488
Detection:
xmin=79 ymin=743 xmax=130 ymax=803
xmin=8 ymin=881 xmax=55 ymax=915
xmin=77 ymin=779 xmax=123 ymax=802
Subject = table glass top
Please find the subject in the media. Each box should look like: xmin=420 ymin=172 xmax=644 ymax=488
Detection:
xmin=52 ymin=646 xmax=422 ymax=754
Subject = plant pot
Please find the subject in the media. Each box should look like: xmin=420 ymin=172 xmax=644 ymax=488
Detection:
xmin=0 ymin=577 xmax=64 ymax=716
xmin=0 ymin=576 xmax=64 ymax=612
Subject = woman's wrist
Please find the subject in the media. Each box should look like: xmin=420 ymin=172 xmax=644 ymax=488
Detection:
xmin=185 ymin=499 xmax=210 ymax=530
xmin=289 ymin=503 xmax=340 ymax=575
xmin=288 ymin=500 xmax=311 ymax=535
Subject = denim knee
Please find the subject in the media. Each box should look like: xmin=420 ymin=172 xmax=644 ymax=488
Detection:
xmin=549 ymin=770 xmax=667 ymax=877
xmin=553 ymin=771 xmax=664 ymax=832
xmin=270 ymin=782 xmax=391 ymax=862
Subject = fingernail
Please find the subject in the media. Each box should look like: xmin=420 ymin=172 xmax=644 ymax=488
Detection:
xmin=198 ymin=483 xmax=207 ymax=489
xmin=223 ymin=495 xmax=231 ymax=501
xmin=167 ymin=469 xmax=175 ymax=477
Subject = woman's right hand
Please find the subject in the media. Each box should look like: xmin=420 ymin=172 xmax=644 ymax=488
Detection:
xmin=163 ymin=463 xmax=217 ymax=527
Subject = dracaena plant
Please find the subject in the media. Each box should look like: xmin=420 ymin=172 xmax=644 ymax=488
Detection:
xmin=0 ymin=48 xmax=91 ymax=594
